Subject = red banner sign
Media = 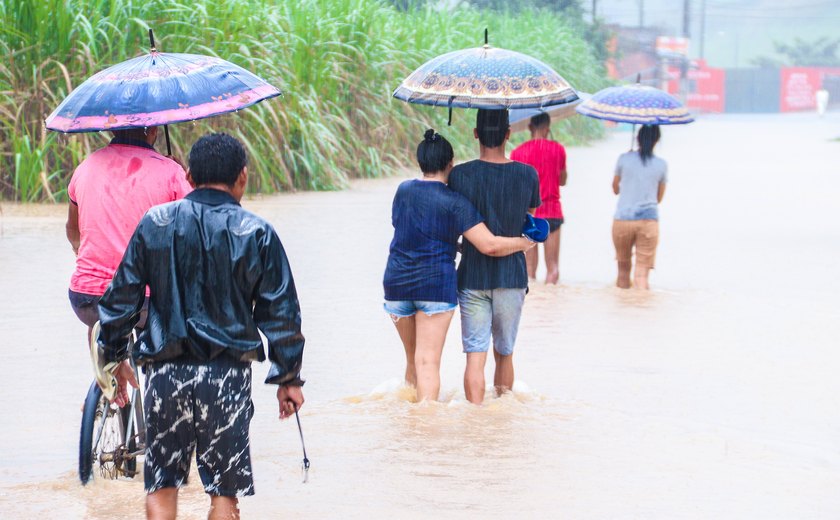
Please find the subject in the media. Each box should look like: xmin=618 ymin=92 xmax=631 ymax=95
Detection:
xmin=686 ymin=65 xmax=725 ymax=113
xmin=780 ymin=67 xmax=840 ymax=112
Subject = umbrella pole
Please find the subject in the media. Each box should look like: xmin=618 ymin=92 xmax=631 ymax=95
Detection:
xmin=148 ymin=29 xmax=172 ymax=156
xmin=164 ymin=125 xmax=172 ymax=156
xmin=631 ymin=73 xmax=640 ymax=149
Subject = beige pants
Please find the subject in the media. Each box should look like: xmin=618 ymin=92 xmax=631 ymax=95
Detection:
xmin=612 ymin=219 xmax=659 ymax=268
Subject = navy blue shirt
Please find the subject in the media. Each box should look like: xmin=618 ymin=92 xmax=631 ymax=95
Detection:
xmin=449 ymin=160 xmax=541 ymax=290
xmin=383 ymin=179 xmax=483 ymax=303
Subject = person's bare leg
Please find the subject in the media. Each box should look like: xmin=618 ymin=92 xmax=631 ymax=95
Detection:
xmin=633 ymin=265 xmax=651 ymax=290
xmin=493 ymin=350 xmax=515 ymax=395
xmin=146 ymin=488 xmax=178 ymax=520
xmin=464 ymin=352 xmax=488 ymax=404
xmin=392 ymin=315 xmax=417 ymax=387
xmin=414 ymin=311 xmax=454 ymax=401
xmin=544 ymin=228 xmax=561 ymax=284
xmin=616 ymin=261 xmax=632 ymax=289
xmin=525 ymin=246 xmax=538 ymax=280
xmin=209 ymin=496 xmax=240 ymax=520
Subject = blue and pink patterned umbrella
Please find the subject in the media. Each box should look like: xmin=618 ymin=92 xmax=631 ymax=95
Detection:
xmin=45 ymin=31 xmax=280 ymax=152
xmin=575 ymin=83 xmax=693 ymax=125
xmin=45 ymin=54 xmax=280 ymax=133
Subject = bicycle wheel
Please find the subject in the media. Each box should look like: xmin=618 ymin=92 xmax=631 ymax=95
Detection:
xmin=78 ymin=380 xmax=135 ymax=484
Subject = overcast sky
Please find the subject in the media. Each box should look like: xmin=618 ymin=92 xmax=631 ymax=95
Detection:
xmin=590 ymin=0 xmax=840 ymax=67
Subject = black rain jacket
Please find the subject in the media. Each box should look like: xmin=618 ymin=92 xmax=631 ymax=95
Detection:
xmin=98 ymin=188 xmax=304 ymax=385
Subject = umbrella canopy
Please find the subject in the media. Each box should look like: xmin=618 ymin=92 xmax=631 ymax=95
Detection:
xmin=509 ymin=93 xmax=589 ymax=133
xmin=393 ymin=44 xmax=578 ymax=111
xmin=45 ymin=52 xmax=281 ymax=133
xmin=575 ymin=84 xmax=693 ymax=125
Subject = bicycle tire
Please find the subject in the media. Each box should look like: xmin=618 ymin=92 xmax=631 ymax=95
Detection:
xmin=79 ymin=381 xmax=102 ymax=485
xmin=79 ymin=381 xmax=137 ymax=484
xmin=123 ymin=394 xmax=138 ymax=478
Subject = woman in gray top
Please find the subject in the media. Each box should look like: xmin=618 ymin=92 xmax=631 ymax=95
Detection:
xmin=611 ymin=125 xmax=667 ymax=290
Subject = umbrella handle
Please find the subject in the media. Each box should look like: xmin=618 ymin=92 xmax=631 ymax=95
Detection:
xmin=164 ymin=125 xmax=172 ymax=156
xmin=149 ymin=29 xmax=171 ymax=156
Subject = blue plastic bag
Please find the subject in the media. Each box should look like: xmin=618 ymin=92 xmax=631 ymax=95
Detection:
xmin=522 ymin=214 xmax=549 ymax=243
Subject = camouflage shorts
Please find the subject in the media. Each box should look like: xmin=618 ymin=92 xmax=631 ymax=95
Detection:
xmin=143 ymin=357 xmax=255 ymax=497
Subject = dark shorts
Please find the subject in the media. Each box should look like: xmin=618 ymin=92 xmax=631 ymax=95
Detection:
xmin=68 ymin=289 xmax=149 ymax=329
xmin=546 ymin=218 xmax=564 ymax=233
xmin=143 ymin=357 xmax=255 ymax=496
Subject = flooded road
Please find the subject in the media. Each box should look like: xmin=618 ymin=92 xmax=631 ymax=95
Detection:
xmin=1 ymin=113 xmax=838 ymax=518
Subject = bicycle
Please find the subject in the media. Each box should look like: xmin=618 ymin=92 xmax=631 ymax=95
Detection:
xmin=78 ymin=324 xmax=313 ymax=486
xmin=79 ymin=321 xmax=145 ymax=484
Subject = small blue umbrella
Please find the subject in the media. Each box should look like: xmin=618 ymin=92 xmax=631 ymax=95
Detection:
xmin=394 ymin=30 xmax=578 ymax=124
xmin=575 ymin=83 xmax=693 ymax=125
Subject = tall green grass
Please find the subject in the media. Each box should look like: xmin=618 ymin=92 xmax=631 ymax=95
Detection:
xmin=0 ymin=0 xmax=609 ymax=201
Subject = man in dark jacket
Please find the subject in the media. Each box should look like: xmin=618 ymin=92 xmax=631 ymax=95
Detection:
xmin=98 ymin=133 xmax=305 ymax=519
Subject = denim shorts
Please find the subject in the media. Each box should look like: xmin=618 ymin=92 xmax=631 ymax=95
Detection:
xmin=68 ymin=289 xmax=149 ymax=329
xmin=458 ymin=288 xmax=526 ymax=356
xmin=68 ymin=290 xmax=101 ymax=328
xmin=383 ymin=300 xmax=457 ymax=318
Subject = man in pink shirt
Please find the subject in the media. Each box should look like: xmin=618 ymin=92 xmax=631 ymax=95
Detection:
xmin=510 ymin=113 xmax=568 ymax=284
xmin=66 ymin=127 xmax=192 ymax=338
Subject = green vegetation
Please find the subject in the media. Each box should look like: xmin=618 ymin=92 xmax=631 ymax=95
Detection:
xmin=0 ymin=0 xmax=608 ymax=201
xmin=753 ymin=37 xmax=840 ymax=68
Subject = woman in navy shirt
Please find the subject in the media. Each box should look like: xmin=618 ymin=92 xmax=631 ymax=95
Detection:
xmin=383 ymin=129 xmax=534 ymax=402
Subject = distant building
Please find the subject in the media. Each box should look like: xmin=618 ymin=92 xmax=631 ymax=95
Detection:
xmin=605 ymin=25 xmax=662 ymax=85
xmin=603 ymin=23 xmax=839 ymax=114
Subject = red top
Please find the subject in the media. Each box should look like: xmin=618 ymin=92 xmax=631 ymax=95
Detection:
xmin=511 ymin=139 xmax=566 ymax=219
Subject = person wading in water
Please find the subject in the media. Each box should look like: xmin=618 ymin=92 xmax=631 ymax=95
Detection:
xmin=98 ymin=133 xmax=305 ymax=520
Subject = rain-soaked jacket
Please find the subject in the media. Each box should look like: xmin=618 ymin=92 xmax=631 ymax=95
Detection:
xmin=98 ymin=188 xmax=304 ymax=385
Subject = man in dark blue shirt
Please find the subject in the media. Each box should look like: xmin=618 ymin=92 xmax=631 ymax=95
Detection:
xmin=449 ymin=109 xmax=541 ymax=404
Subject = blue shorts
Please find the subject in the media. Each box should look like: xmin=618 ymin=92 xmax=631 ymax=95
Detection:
xmin=383 ymin=300 xmax=457 ymax=319
xmin=458 ymin=288 xmax=526 ymax=356
xmin=69 ymin=289 xmax=149 ymax=329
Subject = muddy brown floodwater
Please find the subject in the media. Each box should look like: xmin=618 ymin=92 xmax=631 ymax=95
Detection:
xmin=1 ymin=113 xmax=838 ymax=519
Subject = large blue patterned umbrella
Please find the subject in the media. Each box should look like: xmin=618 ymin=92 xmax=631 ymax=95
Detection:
xmin=575 ymin=83 xmax=693 ymax=125
xmin=393 ymin=31 xmax=578 ymax=123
